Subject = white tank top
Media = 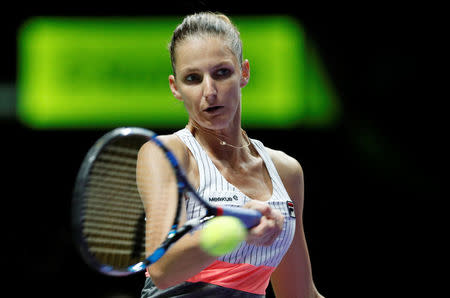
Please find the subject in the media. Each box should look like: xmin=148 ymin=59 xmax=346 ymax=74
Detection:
xmin=174 ymin=128 xmax=296 ymax=294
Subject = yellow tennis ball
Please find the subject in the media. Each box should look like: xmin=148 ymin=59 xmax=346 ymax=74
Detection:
xmin=200 ymin=216 xmax=247 ymax=256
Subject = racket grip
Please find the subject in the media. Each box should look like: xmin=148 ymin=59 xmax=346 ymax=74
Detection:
xmin=220 ymin=207 xmax=262 ymax=229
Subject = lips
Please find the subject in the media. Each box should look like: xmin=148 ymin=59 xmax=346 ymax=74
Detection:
xmin=204 ymin=106 xmax=224 ymax=113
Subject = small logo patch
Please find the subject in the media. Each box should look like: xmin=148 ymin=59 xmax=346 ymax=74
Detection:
xmin=208 ymin=195 xmax=238 ymax=202
xmin=206 ymin=192 xmax=244 ymax=206
xmin=287 ymin=201 xmax=296 ymax=218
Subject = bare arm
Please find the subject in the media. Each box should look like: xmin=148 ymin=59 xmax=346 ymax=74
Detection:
xmin=136 ymin=135 xmax=216 ymax=289
xmin=268 ymin=150 xmax=324 ymax=298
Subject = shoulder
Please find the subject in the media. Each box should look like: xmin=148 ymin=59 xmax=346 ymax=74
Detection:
xmin=158 ymin=134 xmax=188 ymax=158
xmin=138 ymin=133 xmax=190 ymax=169
xmin=265 ymin=147 xmax=304 ymax=186
xmin=263 ymin=146 xmax=305 ymax=211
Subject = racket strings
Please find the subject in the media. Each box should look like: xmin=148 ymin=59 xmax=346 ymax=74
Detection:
xmin=82 ymin=136 xmax=147 ymax=268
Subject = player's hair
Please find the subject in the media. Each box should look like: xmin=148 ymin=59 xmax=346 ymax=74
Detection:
xmin=169 ymin=12 xmax=243 ymax=75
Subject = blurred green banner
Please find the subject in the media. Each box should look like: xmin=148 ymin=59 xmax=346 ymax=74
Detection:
xmin=17 ymin=16 xmax=339 ymax=129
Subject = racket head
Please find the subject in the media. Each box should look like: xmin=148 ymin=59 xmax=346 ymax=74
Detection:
xmin=72 ymin=127 xmax=179 ymax=276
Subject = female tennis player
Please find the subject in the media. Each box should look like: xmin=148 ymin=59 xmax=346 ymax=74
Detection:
xmin=139 ymin=12 xmax=324 ymax=298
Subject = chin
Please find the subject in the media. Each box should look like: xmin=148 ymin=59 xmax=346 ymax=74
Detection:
xmin=206 ymin=117 xmax=238 ymax=131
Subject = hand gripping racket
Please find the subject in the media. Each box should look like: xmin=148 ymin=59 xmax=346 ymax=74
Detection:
xmin=72 ymin=127 xmax=261 ymax=276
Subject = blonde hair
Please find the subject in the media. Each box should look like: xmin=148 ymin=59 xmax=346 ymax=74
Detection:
xmin=169 ymin=12 xmax=243 ymax=75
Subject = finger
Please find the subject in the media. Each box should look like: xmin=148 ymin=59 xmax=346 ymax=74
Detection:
xmin=243 ymin=200 xmax=272 ymax=216
xmin=246 ymin=217 xmax=282 ymax=246
xmin=261 ymin=220 xmax=281 ymax=245
xmin=246 ymin=217 xmax=269 ymax=244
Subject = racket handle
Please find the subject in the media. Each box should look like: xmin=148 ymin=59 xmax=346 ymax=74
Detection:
xmin=219 ymin=207 xmax=262 ymax=228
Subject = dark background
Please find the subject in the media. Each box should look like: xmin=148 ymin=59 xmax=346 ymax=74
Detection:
xmin=1 ymin=2 xmax=445 ymax=297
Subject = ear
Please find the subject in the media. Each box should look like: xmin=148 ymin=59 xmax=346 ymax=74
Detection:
xmin=240 ymin=59 xmax=250 ymax=88
xmin=169 ymin=75 xmax=183 ymax=101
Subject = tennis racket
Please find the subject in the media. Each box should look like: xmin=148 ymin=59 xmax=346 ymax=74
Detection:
xmin=72 ymin=127 xmax=261 ymax=276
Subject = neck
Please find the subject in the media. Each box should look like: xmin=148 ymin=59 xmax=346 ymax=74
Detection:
xmin=187 ymin=120 xmax=251 ymax=153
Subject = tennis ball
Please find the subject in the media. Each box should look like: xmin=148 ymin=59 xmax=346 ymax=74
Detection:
xmin=200 ymin=216 xmax=247 ymax=256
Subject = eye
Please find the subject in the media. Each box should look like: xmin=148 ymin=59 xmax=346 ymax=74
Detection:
xmin=214 ymin=68 xmax=232 ymax=79
xmin=184 ymin=73 xmax=202 ymax=84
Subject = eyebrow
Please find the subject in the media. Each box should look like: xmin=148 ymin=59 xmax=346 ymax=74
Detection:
xmin=178 ymin=60 xmax=235 ymax=75
xmin=178 ymin=66 xmax=200 ymax=74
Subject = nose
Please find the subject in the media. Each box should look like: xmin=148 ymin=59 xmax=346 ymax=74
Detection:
xmin=202 ymin=75 xmax=217 ymax=102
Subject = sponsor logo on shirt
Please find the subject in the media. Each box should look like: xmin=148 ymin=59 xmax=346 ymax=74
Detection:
xmin=208 ymin=195 xmax=239 ymax=202
xmin=287 ymin=201 xmax=296 ymax=218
